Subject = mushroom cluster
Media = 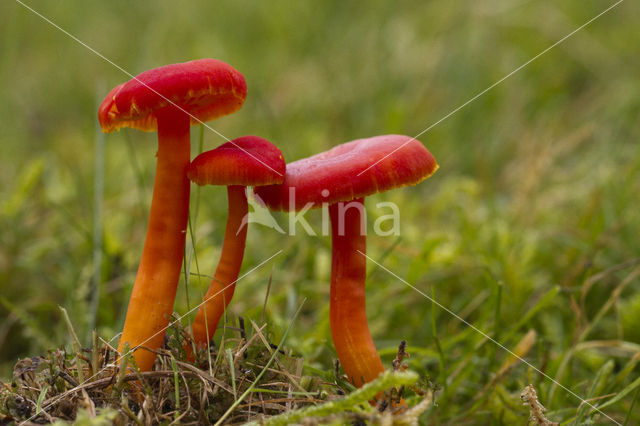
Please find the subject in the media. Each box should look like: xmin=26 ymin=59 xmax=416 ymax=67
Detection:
xmin=99 ymin=60 xmax=438 ymax=394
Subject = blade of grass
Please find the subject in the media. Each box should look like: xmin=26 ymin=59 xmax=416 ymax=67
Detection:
xmin=366 ymin=236 xmax=402 ymax=279
xmin=227 ymin=348 xmax=237 ymax=401
xmin=114 ymin=342 xmax=130 ymax=396
xmin=185 ymin=213 xmax=211 ymax=372
xmin=0 ymin=297 xmax=55 ymax=348
xmin=577 ymin=266 xmax=640 ymax=343
xmin=124 ymin=132 xmax=149 ymax=217
xmin=574 ymin=360 xmax=614 ymax=424
xmin=551 ymin=267 xmax=640 ymax=404
xmin=261 ymin=265 xmax=275 ymax=323
xmin=60 ymin=306 xmax=84 ymax=383
xmin=88 ymin=82 xmax=105 ymax=342
xmin=623 ymin=386 xmax=639 ymax=426
xmin=170 ymin=355 xmax=180 ymax=418
xmin=184 ymin=127 xmax=208 ymax=364
xmin=488 ymin=280 xmax=503 ymax=373
xmin=607 ymin=350 xmax=640 ymax=394
xmin=214 ymin=298 xmax=307 ymax=426
xmin=1 ymin=158 xmax=44 ymax=217
xmin=91 ymin=329 xmax=99 ymax=377
xmin=431 ymin=286 xmax=446 ymax=390
xmin=192 ymin=124 xmax=205 ymax=225
xmin=35 ymin=386 xmax=48 ymax=417
xmin=589 ymin=375 xmax=640 ymax=415
xmin=500 ymin=286 xmax=559 ymax=345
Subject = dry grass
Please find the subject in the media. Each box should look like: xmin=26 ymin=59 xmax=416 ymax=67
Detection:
xmin=1 ymin=319 xmax=321 ymax=424
xmin=0 ymin=318 xmax=428 ymax=425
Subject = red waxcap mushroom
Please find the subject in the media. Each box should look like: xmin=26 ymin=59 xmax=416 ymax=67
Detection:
xmin=255 ymin=134 xmax=437 ymax=211
xmin=254 ymin=135 xmax=437 ymax=391
xmin=98 ymin=59 xmax=246 ymax=372
xmin=187 ymin=136 xmax=285 ymax=352
xmin=189 ymin=135 xmax=284 ymax=187
xmin=99 ymin=58 xmax=246 ymax=132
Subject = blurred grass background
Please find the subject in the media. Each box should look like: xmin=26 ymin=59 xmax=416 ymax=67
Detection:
xmin=1 ymin=0 xmax=639 ymax=423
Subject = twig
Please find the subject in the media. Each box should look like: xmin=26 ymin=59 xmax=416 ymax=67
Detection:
xmin=261 ymin=266 xmax=275 ymax=323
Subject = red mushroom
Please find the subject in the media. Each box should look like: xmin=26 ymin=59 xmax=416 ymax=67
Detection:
xmin=187 ymin=136 xmax=285 ymax=351
xmin=255 ymin=135 xmax=437 ymax=388
xmin=98 ymin=59 xmax=247 ymax=371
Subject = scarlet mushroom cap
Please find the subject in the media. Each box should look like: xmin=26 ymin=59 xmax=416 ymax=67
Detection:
xmin=188 ymin=135 xmax=285 ymax=186
xmin=99 ymin=58 xmax=247 ymax=132
xmin=255 ymin=134 xmax=438 ymax=210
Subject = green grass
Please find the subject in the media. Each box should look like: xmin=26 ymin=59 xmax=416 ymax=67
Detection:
xmin=1 ymin=0 xmax=639 ymax=423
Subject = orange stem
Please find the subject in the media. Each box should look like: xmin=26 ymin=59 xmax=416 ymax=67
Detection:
xmin=117 ymin=107 xmax=190 ymax=371
xmin=191 ymin=185 xmax=248 ymax=348
xmin=329 ymin=199 xmax=384 ymax=387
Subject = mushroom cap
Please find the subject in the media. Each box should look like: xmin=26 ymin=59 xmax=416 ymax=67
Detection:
xmin=254 ymin=134 xmax=438 ymax=211
xmin=188 ymin=136 xmax=286 ymax=187
xmin=98 ymin=59 xmax=247 ymax=133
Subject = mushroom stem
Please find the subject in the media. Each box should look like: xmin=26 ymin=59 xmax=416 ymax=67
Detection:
xmin=329 ymin=199 xmax=384 ymax=387
xmin=191 ymin=185 xmax=248 ymax=348
xmin=118 ymin=106 xmax=191 ymax=371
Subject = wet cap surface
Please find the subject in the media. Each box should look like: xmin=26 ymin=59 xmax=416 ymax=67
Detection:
xmin=188 ymin=136 xmax=285 ymax=187
xmin=99 ymin=59 xmax=246 ymax=132
xmin=255 ymin=134 xmax=438 ymax=211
